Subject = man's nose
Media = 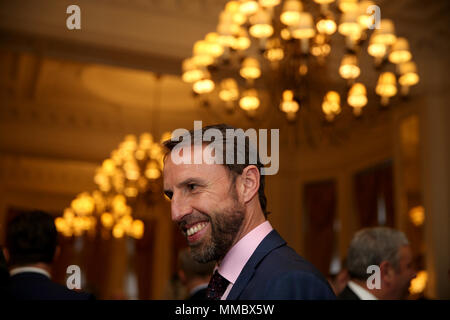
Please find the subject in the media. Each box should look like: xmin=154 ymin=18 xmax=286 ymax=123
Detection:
xmin=171 ymin=194 xmax=193 ymax=222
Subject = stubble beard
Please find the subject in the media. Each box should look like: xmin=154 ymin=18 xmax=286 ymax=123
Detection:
xmin=189 ymin=191 xmax=245 ymax=263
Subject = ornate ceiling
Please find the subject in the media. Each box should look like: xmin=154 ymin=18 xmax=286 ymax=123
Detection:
xmin=0 ymin=0 xmax=448 ymax=161
xmin=1 ymin=0 xmax=448 ymax=74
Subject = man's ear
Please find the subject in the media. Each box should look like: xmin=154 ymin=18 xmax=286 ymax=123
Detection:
xmin=237 ymin=165 xmax=260 ymax=204
xmin=2 ymin=247 xmax=9 ymax=263
xmin=178 ymin=270 xmax=186 ymax=285
xmin=53 ymin=245 xmax=61 ymax=262
xmin=380 ymin=260 xmax=394 ymax=285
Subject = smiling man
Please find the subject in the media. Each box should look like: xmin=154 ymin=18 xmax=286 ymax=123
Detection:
xmin=163 ymin=123 xmax=335 ymax=300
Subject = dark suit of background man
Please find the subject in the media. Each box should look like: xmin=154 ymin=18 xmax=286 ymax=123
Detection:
xmin=0 ymin=246 xmax=10 ymax=299
xmin=338 ymin=227 xmax=416 ymax=300
xmin=3 ymin=210 xmax=94 ymax=300
xmin=178 ymin=248 xmax=215 ymax=300
xmin=163 ymin=124 xmax=335 ymax=300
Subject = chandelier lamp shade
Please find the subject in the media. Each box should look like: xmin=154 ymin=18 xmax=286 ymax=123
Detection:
xmin=338 ymin=0 xmax=359 ymax=13
xmin=281 ymin=0 xmax=304 ymax=26
xmin=398 ymin=61 xmax=419 ymax=95
xmin=339 ymin=53 xmax=360 ymax=80
xmin=182 ymin=0 xmax=419 ymax=122
xmin=240 ymin=57 xmax=262 ymax=79
xmin=219 ymin=78 xmax=240 ymax=111
xmin=280 ymin=89 xmax=300 ymax=120
xmin=388 ymin=37 xmax=412 ymax=64
xmin=249 ymin=8 xmax=274 ymax=38
xmin=322 ymin=90 xmax=341 ymax=121
xmin=347 ymin=82 xmax=367 ymax=115
xmin=376 ymin=71 xmax=397 ymax=105
xmin=316 ymin=12 xmax=337 ymax=35
xmin=239 ymin=88 xmax=261 ymax=112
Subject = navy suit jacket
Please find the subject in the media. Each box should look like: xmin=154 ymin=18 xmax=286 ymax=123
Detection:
xmin=226 ymin=230 xmax=336 ymax=300
xmin=6 ymin=272 xmax=94 ymax=300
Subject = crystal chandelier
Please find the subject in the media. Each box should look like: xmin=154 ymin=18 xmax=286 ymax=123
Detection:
xmin=182 ymin=0 xmax=419 ymax=122
xmin=55 ymin=132 xmax=170 ymax=239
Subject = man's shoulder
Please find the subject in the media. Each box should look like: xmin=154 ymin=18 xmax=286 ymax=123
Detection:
xmin=40 ymin=280 xmax=94 ymax=300
xmin=255 ymin=231 xmax=327 ymax=279
xmin=239 ymin=237 xmax=335 ymax=299
xmin=256 ymin=243 xmax=329 ymax=284
xmin=261 ymin=243 xmax=315 ymax=268
xmin=8 ymin=273 xmax=94 ymax=300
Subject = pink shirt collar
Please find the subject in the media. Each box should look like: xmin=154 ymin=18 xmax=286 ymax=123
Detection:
xmin=218 ymin=221 xmax=273 ymax=285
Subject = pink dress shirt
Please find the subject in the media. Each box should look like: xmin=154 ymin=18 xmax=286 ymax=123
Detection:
xmin=217 ymin=221 xmax=273 ymax=300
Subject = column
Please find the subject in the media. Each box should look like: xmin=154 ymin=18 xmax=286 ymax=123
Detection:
xmin=420 ymin=59 xmax=450 ymax=299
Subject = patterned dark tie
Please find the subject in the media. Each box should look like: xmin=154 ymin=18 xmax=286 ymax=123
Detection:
xmin=206 ymin=270 xmax=230 ymax=300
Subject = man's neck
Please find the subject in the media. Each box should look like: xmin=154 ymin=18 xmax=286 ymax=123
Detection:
xmin=11 ymin=263 xmax=52 ymax=276
xmin=351 ymin=279 xmax=384 ymax=300
xmin=232 ymin=206 xmax=266 ymax=248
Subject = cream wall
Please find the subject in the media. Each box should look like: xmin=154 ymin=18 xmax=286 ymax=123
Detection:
xmin=266 ymin=112 xmax=394 ymax=259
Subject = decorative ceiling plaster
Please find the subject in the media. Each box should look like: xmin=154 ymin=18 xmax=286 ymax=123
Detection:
xmin=0 ymin=0 xmax=448 ymax=161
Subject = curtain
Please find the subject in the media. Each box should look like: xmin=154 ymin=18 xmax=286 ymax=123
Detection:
xmin=304 ymin=179 xmax=337 ymax=276
xmin=378 ymin=164 xmax=395 ymax=227
xmin=81 ymin=229 xmax=112 ymax=299
xmin=135 ymin=219 xmax=156 ymax=300
xmin=172 ymin=223 xmax=188 ymax=275
xmin=354 ymin=168 xmax=379 ymax=227
xmin=353 ymin=161 xmax=395 ymax=228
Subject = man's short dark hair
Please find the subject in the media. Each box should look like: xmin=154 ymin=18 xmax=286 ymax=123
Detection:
xmin=163 ymin=123 xmax=269 ymax=217
xmin=5 ymin=210 xmax=58 ymax=267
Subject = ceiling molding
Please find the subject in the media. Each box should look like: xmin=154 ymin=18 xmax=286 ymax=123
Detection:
xmin=0 ymin=29 xmax=183 ymax=75
xmin=0 ymin=154 xmax=97 ymax=195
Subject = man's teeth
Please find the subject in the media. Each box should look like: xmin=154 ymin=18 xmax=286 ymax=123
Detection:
xmin=186 ymin=222 xmax=208 ymax=236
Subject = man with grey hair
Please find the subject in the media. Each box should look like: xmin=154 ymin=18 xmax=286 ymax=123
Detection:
xmin=163 ymin=123 xmax=335 ymax=300
xmin=339 ymin=227 xmax=416 ymax=300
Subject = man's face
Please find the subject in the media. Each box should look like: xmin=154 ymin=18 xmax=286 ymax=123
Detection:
xmin=390 ymin=245 xmax=416 ymax=299
xmin=163 ymin=148 xmax=245 ymax=263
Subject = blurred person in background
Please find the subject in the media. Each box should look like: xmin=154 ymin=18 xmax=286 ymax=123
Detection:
xmin=162 ymin=274 xmax=186 ymax=300
xmin=0 ymin=246 xmax=10 ymax=299
xmin=3 ymin=210 xmax=94 ymax=300
xmin=327 ymin=259 xmax=349 ymax=296
xmin=178 ymin=248 xmax=215 ymax=300
xmin=339 ymin=227 xmax=416 ymax=300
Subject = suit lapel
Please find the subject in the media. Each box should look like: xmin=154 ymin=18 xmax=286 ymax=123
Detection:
xmin=226 ymin=230 xmax=286 ymax=300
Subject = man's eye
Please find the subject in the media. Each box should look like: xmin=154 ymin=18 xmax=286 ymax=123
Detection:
xmin=187 ymin=184 xmax=197 ymax=191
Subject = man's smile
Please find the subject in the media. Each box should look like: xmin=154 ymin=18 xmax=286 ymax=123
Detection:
xmin=186 ymin=221 xmax=208 ymax=236
xmin=185 ymin=221 xmax=210 ymax=243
